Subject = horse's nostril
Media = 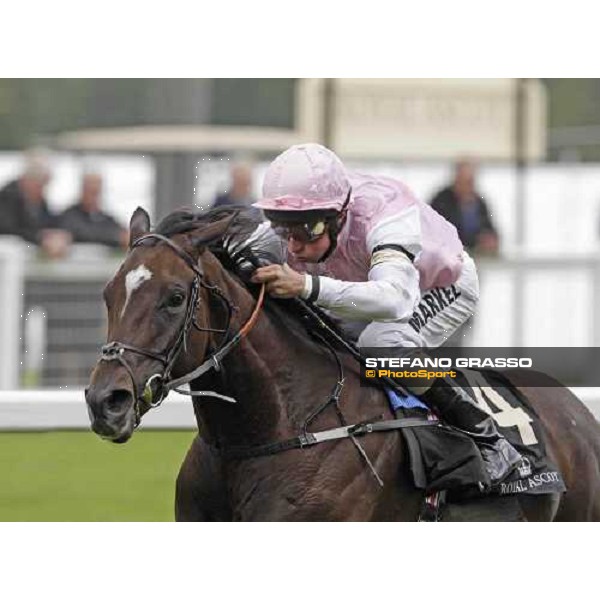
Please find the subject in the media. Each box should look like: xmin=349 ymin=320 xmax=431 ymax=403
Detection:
xmin=106 ymin=389 xmax=133 ymax=414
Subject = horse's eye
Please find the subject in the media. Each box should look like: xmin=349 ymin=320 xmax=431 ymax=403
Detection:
xmin=167 ymin=292 xmax=185 ymax=308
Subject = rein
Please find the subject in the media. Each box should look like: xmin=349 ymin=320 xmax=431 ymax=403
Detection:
xmin=99 ymin=232 xmax=265 ymax=425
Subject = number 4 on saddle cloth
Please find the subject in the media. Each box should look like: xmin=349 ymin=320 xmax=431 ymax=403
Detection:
xmin=389 ymin=369 xmax=566 ymax=500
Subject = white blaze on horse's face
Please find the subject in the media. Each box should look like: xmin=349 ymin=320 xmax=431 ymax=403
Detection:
xmin=121 ymin=264 xmax=153 ymax=318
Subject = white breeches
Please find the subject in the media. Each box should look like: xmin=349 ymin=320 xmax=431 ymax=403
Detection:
xmin=357 ymin=252 xmax=479 ymax=349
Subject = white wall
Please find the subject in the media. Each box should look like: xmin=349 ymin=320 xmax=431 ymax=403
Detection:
xmin=4 ymin=152 xmax=600 ymax=256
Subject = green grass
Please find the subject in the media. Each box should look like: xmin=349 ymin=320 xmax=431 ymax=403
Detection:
xmin=0 ymin=430 xmax=196 ymax=521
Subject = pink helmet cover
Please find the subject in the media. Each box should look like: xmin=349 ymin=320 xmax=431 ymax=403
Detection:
xmin=254 ymin=143 xmax=351 ymax=212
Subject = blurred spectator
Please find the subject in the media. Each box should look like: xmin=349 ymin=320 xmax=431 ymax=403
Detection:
xmin=213 ymin=162 xmax=262 ymax=219
xmin=0 ymin=150 xmax=71 ymax=258
xmin=430 ymin=159 xmax=499 ymax=255
xmin=58 ymin=172 xmax=128 ymax=249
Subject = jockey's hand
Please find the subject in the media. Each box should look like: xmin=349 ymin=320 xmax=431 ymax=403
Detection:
xmin=251 ymin=263 xmax=305 ymax=298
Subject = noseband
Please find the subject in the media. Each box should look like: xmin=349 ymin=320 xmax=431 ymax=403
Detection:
xmin=100 ymin=232 xmax=265 ymax=425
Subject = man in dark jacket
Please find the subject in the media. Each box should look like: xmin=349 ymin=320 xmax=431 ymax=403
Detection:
xmin=59 ymin=173 xmax=127 ymax=248
xmin=430 ymin=160 xmax=499 ymax=255
xmin=0 ymin=157 xmax=58 ymax=243
xmin=212 ymin=162 xmax=263 ymax=220
xmin=213 ymin=162 xmax=254 ymax=208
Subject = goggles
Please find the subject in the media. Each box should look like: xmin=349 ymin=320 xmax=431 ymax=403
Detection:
xmin=273 ymin=220 xmax=328 ymax=243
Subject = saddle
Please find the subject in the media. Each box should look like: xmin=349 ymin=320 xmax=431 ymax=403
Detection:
xmin=393 ymin=368 xmax=566 ymax=503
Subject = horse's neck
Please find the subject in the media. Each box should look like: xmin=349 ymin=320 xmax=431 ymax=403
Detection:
xmin=191 ymin=255 xmax=350 ymax=448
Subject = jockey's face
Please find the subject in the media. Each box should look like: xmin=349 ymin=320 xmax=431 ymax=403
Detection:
xmin=287 ymin=232 xmax=331 ymax=263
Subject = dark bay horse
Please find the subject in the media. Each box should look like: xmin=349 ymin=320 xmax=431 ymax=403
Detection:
xmin=86 ymin=207 xmax=600 ymax=521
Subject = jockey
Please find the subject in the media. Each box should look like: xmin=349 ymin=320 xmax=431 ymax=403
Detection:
xmin=251 ymin=143 xmax=522 ymax=485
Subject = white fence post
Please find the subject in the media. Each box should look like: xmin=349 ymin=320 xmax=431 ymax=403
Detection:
xmin=593 ymin=254 xmax=600 ymax=348
xmin=0 ymin=238 xmax=26 ymax=389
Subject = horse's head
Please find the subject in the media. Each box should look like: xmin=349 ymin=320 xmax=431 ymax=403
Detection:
xmin=85 ymin=207 xmax=237 ymax=443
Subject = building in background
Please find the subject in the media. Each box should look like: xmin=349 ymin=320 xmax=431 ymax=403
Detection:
xmin=0 ymin=78 xmax=549 ymax=221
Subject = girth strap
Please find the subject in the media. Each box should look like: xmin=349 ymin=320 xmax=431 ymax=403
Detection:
xmin=221 ymin=416 xmax=439 ymax=460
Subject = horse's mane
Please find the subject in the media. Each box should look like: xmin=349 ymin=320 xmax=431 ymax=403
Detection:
xmin=154 ymin=206 xmax=248 ymax=239
xmin=154 ymin=207 xmax=268 ymax=269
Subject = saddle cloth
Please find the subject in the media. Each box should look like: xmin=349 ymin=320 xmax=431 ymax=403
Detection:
xmin=392 ymin=368 xmax=567 ymax=498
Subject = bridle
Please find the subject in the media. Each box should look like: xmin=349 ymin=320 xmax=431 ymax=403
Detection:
xmin=97 ymin=231 xmax=438 ymax=489
xmin=99 ymin=232 xmax=265 ymax=426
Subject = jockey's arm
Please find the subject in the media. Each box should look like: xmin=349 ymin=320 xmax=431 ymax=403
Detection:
xmin=306 ymin=207 xmax=422 ymax=321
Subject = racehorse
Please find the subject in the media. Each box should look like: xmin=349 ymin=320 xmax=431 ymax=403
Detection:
xmin=85 ymin=207 xmax=600 ymax=521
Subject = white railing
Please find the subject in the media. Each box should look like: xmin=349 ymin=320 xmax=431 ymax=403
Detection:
xmin=0 ymin=390 xmax=195 ymax=430
xmin=468 ymin=253 xmax=600 ymax=347
xmin=0 ymin=388 xmax=598 ymax=431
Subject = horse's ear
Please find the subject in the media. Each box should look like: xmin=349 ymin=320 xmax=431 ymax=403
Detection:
xmin=191 ymin=213 xmax=237 ymax=249
xmin=129 ymin=207 xmax=151 ymax=247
